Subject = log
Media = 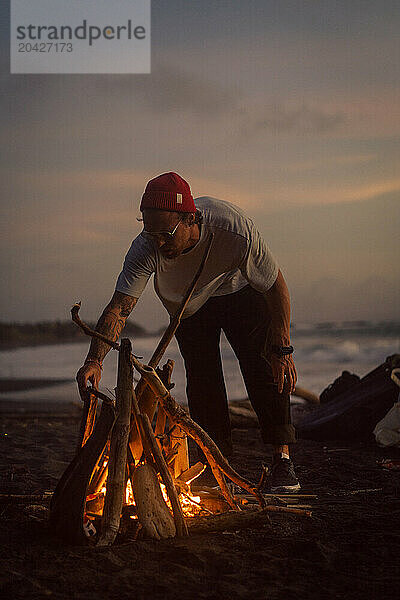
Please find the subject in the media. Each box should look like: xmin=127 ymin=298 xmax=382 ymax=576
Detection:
xmin=49 ymin=399 xmax=116 ymax=545
xmin=132 ymin=463 xmax=176 ymax=540
xmin=261 ymin=505 xmax=312 ymax=517
xmin=185 ymin=504 xmax=311 ymax=535
xmin=140 ymin=414 xmax=188 ymax=537
xmin=235 ymin=493 xmax=317 ymax=501
xmin=98 ymin=339 xmax=133 ymax=547
xmin=293 ymin=385 xmax=319 ymax=405
xmin=193 ymin=493 xmax=231 ymax=514
xmin=186 ymin=508 xmax=271 ymax=534
xmin=175 ymin=462 xmax=206 ymax=485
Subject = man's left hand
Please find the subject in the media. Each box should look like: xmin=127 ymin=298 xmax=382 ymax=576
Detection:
xmin=270 ymin=354 xmax=297 ymax=394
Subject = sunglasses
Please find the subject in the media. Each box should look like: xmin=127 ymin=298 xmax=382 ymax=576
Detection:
xmin=141 ymin=219 xmax=182 ymax=242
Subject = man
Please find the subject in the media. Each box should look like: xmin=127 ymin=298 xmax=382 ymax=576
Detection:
xmin=76 ymin=172 xmax=300 ymax=492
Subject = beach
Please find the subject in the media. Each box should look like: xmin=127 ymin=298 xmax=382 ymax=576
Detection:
xmin=1 ymin=324 xmax=399 ymax=598
xmin=1 ymin=398 xmax=400 ymax=599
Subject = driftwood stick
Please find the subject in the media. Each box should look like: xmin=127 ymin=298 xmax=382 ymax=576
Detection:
xmin=71 ymin=302 xmax=120 ymax=351
xmin=261 ymin=505 xmax=312 ymax=517
xmin=85 ymin=388 xmax=115 ymax=406
xmin=263 ymin=493 xmax=318 ymax=499
xmin=140 ymin=414 xmax=188 ymax=537
xmin=186 ymin=509 xmax=270 ymax=534
xmin=98 ymin=339 xmax=133 ymax=547
xmin=157 ymin=360 xmax=175 ymax=388
xmin=186 ymin=504 xmax=311 ymax=535
xmin=236 ymin=493 xmax=318 ymax=500
xmin=131 ymin=357 xmax=265 ymax=510
xmin=293 ymin=386 xmax=319 ymax=404
xmin=71 ymin=302 xmax=117 ymax=452
xmin=129 ymin=361 xmax=175 ymax=463
xmin=77 ymin=388 xmax=116 ymax=454
xmin=76 ymin=391 xmax=98 ymax=451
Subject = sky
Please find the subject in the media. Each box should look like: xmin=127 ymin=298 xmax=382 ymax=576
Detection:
xmin=1 ymin=1 xmax=399 ymax=329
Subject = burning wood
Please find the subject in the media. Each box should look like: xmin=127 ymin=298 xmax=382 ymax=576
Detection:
xmin=132 ymin=463 xmax=176 ymax=539
xmin=97 ymin=339 xmax=133 ymax=546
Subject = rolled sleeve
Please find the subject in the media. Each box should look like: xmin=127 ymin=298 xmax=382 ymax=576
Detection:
xmin=115 ymin=234 xmax=156 ymax=299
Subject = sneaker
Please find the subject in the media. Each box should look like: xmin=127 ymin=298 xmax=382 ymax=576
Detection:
xmin=268 ymin=455 xmax=301 ymax=493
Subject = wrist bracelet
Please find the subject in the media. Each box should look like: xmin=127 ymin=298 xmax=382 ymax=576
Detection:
xmin=271 ymin=345 xmax=294 ymax=357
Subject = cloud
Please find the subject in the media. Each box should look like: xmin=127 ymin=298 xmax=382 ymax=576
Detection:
xmin=253 ymin=103 xmax=346 ymax=135
xmin=92 ymin=61 xmax=241 ymax=116
xmin=235 ymin=175 xmax=400 ymax=210
xmin=285 ymin=153 xmax=378 ymax=172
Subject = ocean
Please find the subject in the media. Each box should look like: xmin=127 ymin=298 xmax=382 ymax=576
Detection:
xmin=0 ymin=322 xmax=399 ymax=406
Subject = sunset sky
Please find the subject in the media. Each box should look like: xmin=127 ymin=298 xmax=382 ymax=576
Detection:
xmin=1 ymin=1 xmax=399 ymax=329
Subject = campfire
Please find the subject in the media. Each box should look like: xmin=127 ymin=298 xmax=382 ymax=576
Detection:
xmin=50 ymin=244 xmax=311 ymax=545
xmin=49 ymin=308 xmax=311 ymax=546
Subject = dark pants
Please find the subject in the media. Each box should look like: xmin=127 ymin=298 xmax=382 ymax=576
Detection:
xmin=175 ymin=285 xmax=296 ymax=454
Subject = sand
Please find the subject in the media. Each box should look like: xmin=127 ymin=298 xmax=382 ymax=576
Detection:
xmin=1 ymin=397 xmax=399 ymax=599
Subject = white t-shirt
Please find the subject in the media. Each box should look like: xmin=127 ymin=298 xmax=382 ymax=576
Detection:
xmin=115 ymin=197 xmax=279 ymax=318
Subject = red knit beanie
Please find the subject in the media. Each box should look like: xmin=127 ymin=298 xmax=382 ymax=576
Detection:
xmin=140 ymin=172 xmax=196 ymax=213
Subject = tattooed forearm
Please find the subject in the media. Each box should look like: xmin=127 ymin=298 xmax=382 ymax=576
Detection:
xmin=85 ymin=292 xmax=137 ymax=363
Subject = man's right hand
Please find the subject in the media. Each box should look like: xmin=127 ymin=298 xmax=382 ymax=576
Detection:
xmin=76 ymin=361 xmax=102 ymax=399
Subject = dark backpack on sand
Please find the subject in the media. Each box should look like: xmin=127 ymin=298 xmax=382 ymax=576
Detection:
xmin=319 ymin=370 xmax=361 ymax=404
xmin=297 ymin=355 xmax=400 ymax=442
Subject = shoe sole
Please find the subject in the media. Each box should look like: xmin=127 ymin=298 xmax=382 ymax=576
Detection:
xmin=270 ymin=483 xmax=301 ymax=493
